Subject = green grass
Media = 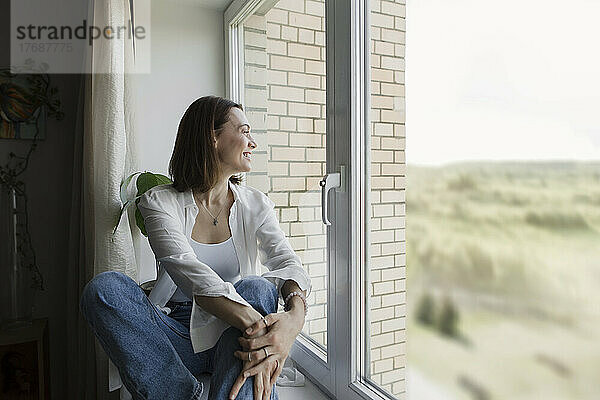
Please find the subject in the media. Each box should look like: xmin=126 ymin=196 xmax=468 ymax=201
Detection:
xmin=406 ymin=160 xmax=600 ymax=399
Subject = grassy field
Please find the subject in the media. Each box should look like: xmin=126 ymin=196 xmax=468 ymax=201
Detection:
xmin=405 ymin=161 xmax=600 ymax=400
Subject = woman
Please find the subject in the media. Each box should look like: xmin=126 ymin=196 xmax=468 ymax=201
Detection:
xmin=80 ymin=96 xmax=312 ymax=400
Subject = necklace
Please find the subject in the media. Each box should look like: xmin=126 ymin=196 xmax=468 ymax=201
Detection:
xmin=199 ymin=201 xmax=226 ymax=226
xmin=194 ymin=189 xmax=230 ymax=227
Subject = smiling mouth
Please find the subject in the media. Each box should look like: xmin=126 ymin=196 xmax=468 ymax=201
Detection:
xmin=243 ymin=152 xmax=252 ymax=160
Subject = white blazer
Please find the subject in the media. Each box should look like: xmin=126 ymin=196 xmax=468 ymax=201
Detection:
xmin=109 ymin=180 xmax=312 ymax=391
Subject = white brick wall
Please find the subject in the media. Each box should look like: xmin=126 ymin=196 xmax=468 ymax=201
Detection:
xmin=368 ymin=0 xmax=406 ymax=395
xmin=243 ymin=0 xmax=406 ymax=397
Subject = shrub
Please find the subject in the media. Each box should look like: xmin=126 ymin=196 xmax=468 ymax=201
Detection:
xmin=524 ymin=211 xmax=590 ymax=230
xmin=447 ymin=174 xmax=477 ymax=191
xmin=415 ymin=292 xmax=435 ymax=326
xmin=437 ymin=296 xmax=460 ymax=337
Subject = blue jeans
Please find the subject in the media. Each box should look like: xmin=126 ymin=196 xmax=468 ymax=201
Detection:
xmin=80 ymin=271 xmax=280 ymax=400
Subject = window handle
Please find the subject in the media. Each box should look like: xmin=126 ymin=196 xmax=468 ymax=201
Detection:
xmin=319 ymin=165 xmax=346 ymax=226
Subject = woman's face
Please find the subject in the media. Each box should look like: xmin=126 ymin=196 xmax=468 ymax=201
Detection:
xmin=215 ymin=107 xmax=257 ymax=175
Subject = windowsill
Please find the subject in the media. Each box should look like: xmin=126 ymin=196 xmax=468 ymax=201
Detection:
xmin=278 ymin=377 xmax=331 ymax=400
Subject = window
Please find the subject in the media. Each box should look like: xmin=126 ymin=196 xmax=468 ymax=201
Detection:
xmin=225 ymin=0 xmax=406 ymax=399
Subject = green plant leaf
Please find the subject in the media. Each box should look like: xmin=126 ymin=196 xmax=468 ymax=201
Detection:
xmin=111 ymin=171 xmax=172 ymax=237
xmin=135 ymin=201 xmax=147 ymax=236
xmin=134 ymin=172 xmax=172 ymax=236
xmin=135 ymin=172 xmax=172 ymax=196
xmin=120 ymin=171 xmax=141 ymax=205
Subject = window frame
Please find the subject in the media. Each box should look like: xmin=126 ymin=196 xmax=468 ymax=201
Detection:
xmin=224 ymin=1 xmax=399 ymax=399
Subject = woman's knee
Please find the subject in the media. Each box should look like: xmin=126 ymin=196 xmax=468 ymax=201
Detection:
xmin=236 ymin=276 xmax=277 ymax=300
xmin=80 ymin=271 xmax=137 ymax=315
xmin=235 ymin=276 xmax=278 ymax=314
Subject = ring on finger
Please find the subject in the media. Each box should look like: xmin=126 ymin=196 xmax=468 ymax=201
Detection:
xmin=264 ymin=347 xmax=269 ymax=358
xmin=248 ymin=352 xmax=252 ymax=362
xmin=261 ymin=316 xmax=268 ymax=328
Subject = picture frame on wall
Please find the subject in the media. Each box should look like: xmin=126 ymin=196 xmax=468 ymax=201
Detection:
xmin=0 ymin=66 xmax=63 ymax=140
xmin=0 ymin=319 xmax=50 ymax=399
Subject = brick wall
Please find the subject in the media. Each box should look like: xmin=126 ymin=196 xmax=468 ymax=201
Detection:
xmin=368 ymin=0 xmax=406 ymax=397
xmin=242 ymin=0 xmax=405 ymax=397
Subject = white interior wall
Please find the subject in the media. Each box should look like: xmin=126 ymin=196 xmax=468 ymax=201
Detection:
xmin=133 ymin=0 xmax=227 ymax=283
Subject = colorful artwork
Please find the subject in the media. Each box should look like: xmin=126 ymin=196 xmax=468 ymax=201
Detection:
xmin=0 ymin=68 xmax=62 ymax=140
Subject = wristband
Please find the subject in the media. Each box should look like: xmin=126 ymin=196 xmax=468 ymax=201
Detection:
xmin=283 ymin=291 xmax=308 ymax=316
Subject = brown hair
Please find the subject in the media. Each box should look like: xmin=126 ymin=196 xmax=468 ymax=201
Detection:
xmin=169 ymin=96 xmax=244 ymax=193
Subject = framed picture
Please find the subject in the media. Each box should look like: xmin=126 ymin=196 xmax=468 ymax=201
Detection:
xmin=0 ymin=67 xmax=63 ymax=140
xmin=0 ymin=319 xmax=50 ymax=399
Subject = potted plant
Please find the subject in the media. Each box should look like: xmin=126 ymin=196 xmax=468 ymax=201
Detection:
xmin=113 ymin=171 xmax=173 ymax=296
xmin=112 ymin=171 xmax=173 ymax=237
xmin=0 ymin=65 xmax=64 ymax=329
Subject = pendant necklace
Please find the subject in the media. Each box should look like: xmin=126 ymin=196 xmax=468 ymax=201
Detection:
xmin=199 ymin=200 xmax=226 ymax=226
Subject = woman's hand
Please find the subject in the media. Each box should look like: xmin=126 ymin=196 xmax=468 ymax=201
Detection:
xmin=229 ymin=354 xmax=280 ymax=400
xmin=228 ymin=320 xmax=278 ymax=400
xmin=228 ymin=310 xmax=304 ymax=399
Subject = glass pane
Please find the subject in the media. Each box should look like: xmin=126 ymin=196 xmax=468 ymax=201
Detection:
xmin=405 ymin=1 xmax=600 ymax=399
xmin=365 ymin=0 xmax=407 ymax=398
xmin=242 ymin=0 xmax=328 ymax=351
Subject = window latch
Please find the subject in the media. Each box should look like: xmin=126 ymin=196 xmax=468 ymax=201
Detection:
xmin=319 ymin=165 xmax=346 ymax=226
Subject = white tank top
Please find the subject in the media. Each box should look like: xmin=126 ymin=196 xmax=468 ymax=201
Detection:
xmin=168 ymin=236 xmax=241 ymax=302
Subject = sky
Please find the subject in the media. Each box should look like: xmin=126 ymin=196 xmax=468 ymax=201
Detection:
xmin=404 ymin=0 xmax=600 ymax=166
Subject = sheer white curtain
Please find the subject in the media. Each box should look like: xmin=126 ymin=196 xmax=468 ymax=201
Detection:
xmin=66 ymin=0 xmax=141 ymax=398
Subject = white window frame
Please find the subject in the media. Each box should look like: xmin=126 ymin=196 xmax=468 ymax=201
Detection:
xmin=224 ymin=1 xmax=398 ymax=399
